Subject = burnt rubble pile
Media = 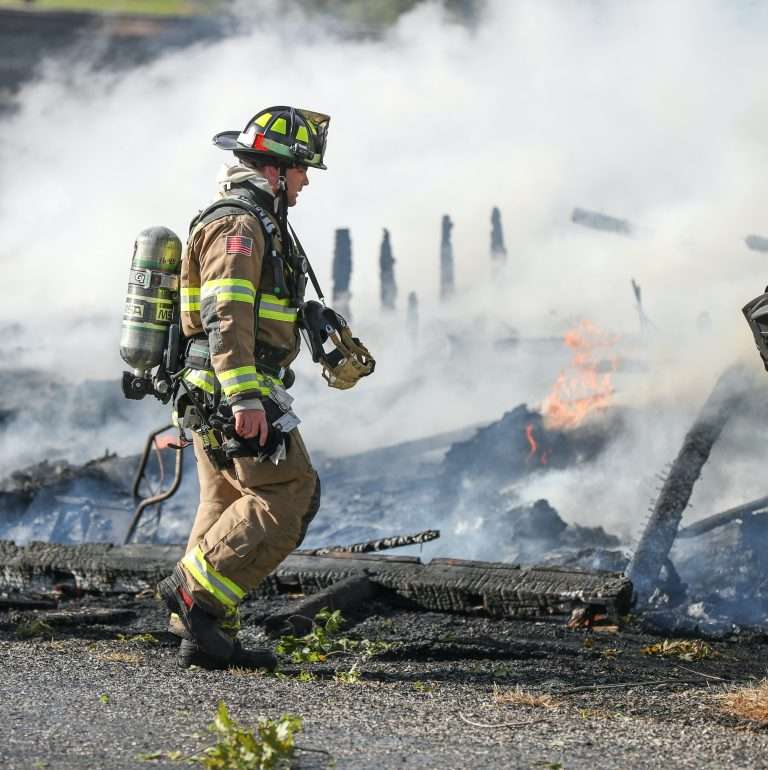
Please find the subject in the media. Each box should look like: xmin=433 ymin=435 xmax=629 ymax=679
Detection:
xmin=441 ymin=404 xmax=618 ymax=493
xmin=489 ymin=499 xmax=622 ymax=566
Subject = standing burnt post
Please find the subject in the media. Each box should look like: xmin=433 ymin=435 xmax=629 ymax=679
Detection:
xmin=490 ymin=206 xmax=507 ymax=263
xmin=440 ymin=214 xmax=455 ymax=301
xmin=379 ymin=228 xmax=397 ymax=312
xmin=627 ymin=365 xmax=751 ymax=603
xmin=332 ymin=228 xmax=352 ymax=319
xmin=407 ymin=291 xmax=419 ymax=339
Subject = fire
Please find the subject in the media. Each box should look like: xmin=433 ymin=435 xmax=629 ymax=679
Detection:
xmin=525 ymin=423 xmax=538 ymax=460
xmin=542 ymin=320 xmax=619 ymax=430
xmin=525 ymin=423 xmax=549 ymax=466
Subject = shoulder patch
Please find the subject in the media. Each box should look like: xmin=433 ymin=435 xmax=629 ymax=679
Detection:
xmin=226 ymin=235 xmax=254 ymax=256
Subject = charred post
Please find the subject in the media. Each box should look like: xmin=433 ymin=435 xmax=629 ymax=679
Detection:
xmin=490 ymin=206 xmax=507 ymax=262
xmin=407 ymin=291 xmax=419 ymax=339
xmin=572 ymin=207 xmax=632 ymax=236
xmin=745 ymin=234 xmax=768 ymax=253
xmin=440 ymin=214 xmax=455 ymax=301
xmin=332 ymin=228 xmax=352 ymax=319
xmin=627 ymin=365 xmax=752 ymax=603
xmin=379 ymin=228 xmax=397 ymax=312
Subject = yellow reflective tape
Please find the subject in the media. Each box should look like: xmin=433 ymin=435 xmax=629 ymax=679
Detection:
xmin=182 ymin=545 xmax=246 ymax=609
xmin=261 ymin=293 xmax=291 ymax=307
xmin=181 ymin=301 xmax=200 ymax=311
xmin=183 ymin=368 xmax=215 ymax=394
xmin=255 ymin=112 xmax=271 ymax=127
xmin=271 ymin=117 xmax=287 ymax=135
xmin=226 ymin=380 xmax=271 ymax=396
xmin=259 ymin=309 xmax=298 ymax=322
xmin=181 ymin=287 xmax=200 ymax=295
xmin=216 ymin=293 xmax=254 ymax=303
xmin=219 ymin=365 xmax=257 ymax=379
xmin=202 ymin=278 xmax=255 ymax=291
xmin=296 ymin=125 xmax=309 ymax=143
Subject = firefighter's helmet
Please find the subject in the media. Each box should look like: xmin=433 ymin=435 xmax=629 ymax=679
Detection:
xmin=213 ymin=106 xmax=330 ymax=170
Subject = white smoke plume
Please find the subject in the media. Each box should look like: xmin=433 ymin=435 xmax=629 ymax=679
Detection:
xmin=2 ymin=0 xmax=768 ymax=544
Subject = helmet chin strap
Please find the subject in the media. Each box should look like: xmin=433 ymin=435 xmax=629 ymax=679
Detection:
xmin=275 ymin=165 xmax=291 ymax=257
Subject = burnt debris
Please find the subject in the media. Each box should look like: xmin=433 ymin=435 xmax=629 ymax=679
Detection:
xmin=0 ymin=540 xmax=632 ymax=622
xmin=439 ymin=214 xmax=455 ymax=301
xmin=379 ymin=228 xmax=397 ymax=312
xmin=627 ymin=365 xmax=753 ymax=603
xmin=332 ymin=228 xmax=353 ymax=319
xmin=490 ymin=206 xmax=507 ymax=262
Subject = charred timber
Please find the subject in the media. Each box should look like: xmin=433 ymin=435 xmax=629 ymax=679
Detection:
xmin=0 ymin=541 xmax=632 ymax=620
xmin=677 ymin=494 xmax=768 ymax=539
xmin=298 ymin=529 xmax=440 ymax=555
xmin=627 ymin=365 xmax=751 ymax=603
xmin=263 ymin=574 xmax=374 ymax=637
xmin=572 ymin=207 xmax=632 ymax=236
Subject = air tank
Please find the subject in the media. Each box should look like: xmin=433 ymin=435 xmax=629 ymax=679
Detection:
xmin=120 ymin=226 xmax=181 ymax=377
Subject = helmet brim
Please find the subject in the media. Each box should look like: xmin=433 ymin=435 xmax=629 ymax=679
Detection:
xmin=211 ymin=130 xmax=327 ymax=170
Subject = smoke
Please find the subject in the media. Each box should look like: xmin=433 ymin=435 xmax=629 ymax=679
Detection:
xmin=2 ymin=0 xmax=768 ymax=549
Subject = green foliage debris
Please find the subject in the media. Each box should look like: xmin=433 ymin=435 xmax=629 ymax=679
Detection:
xmin=640 ymin=638 xmax=718 ymax=661
xmin=99 ymin=693 xmax=110 ymax=705
xmin=117 ymin=633 xmax=159 ymax=645
xmin=16 ymin=619 xmax=55 ymax=640
xmin=334 ymin=663 xmax=361 ymax=685
xmin=200 ymin=702 xmax=301 ymax=770
xmin=275 ymin=608 xmax=390 ymax=664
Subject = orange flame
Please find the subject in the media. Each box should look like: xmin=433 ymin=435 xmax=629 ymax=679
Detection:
xmin=525 ymin=423 xmax=538 ymax=460
xmin=525 ymin=423 xmax=550 ymax=466
xmin=542 ymin=320 xmax=619 ymax=430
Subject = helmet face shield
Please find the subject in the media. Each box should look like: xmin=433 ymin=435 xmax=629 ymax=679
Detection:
xmin=214 ymin=106 xmax=330 ymax=170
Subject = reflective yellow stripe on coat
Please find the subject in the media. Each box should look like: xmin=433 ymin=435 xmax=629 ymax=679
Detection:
xmin=182 ymin=545 xmax=246 ymax=609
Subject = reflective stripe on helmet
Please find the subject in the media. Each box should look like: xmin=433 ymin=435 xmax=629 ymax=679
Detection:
xmin=181 ymin=287 xmax=201 ymax=312
xmin=201 ymin=278 xmax=256 ymax=304
xmin=182 ymin=544 xmax=246 ymax=609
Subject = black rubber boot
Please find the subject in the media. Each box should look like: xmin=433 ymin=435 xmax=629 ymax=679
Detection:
xmin=157 ymin=566 xmax=235 ymax=663
xmin=178 ymin=638 xmax=278 ymax=671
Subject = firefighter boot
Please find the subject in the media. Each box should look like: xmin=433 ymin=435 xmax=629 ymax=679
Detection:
xmin=158 ymin=565 xmax=236 ymax=663
xmin=178 ymin=638 xmax=277 ymax=671
xmin=159 ymin=567 xmax=277 ymax=670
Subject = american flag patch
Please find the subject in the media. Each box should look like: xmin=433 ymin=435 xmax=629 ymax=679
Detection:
xmin=226 ymin=235 xmax=253 ymax=256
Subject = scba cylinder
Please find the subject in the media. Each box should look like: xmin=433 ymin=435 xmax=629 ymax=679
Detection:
xmin=120 ymin=226 xmax=182 ymax=376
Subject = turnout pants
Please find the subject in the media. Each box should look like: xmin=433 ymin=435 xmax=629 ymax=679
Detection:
xmin=179 ymin=429 xmax=320 ymax=620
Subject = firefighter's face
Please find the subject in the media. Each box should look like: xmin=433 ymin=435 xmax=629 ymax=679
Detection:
xmin=285 ymin=165 xmax=309 ymax=207
xmin=262 ymin=164 xmax=309 ymax=207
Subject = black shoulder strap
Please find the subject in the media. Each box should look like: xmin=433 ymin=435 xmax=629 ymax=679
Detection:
xmin=288 ymin=222 xmax=325 ymax=302
xmin=188 ymin=197 xmax=277 ymax=239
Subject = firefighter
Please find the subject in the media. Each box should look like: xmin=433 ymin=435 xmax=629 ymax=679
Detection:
xmin=158 ymin=107 xmax=329 ymax=669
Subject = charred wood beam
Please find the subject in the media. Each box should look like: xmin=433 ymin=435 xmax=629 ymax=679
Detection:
xmin=677 ymin=494 xmax=768 ymax=539
xmin=0 ymin=541 xmax=632 ymax=620
xmin=298 ymin=529 xmax=440 ymax=555
xmin=745 ymin=235 xmax=768 ymax=253
xmin=571 ymin=208 xmax=632 ymax=236
xmin=263 ymin=574 xmax=374 ymax=637
xmin=627 ymin=365 xmax=751 ymax=603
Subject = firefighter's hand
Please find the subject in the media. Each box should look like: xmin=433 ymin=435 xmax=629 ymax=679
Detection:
xmin=234 ymin=409 xmax=268 ymax=446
